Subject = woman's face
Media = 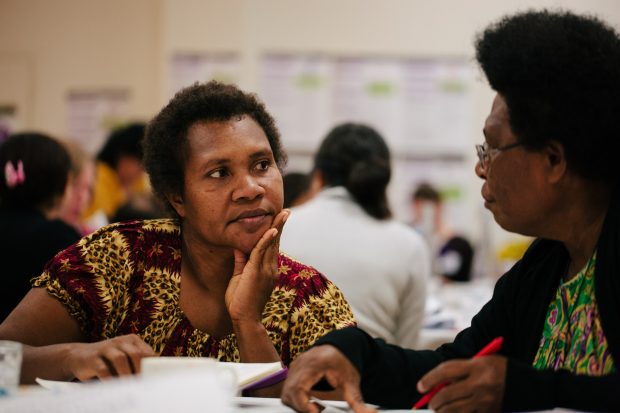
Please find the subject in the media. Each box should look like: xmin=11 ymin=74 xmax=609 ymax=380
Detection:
xmin=60 ymin=161 xmax=95 ymax=226
xmin=173 ymin=116 xmax=283 ymax=254
xmin=476 ymin=94 xmax=550 ymax=236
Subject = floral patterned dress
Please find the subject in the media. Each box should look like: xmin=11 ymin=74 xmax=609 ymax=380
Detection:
xmin=533 ymin=251 xmax=615 ymax=374
xmin=33 ymin=219 xmax=355 ymax=365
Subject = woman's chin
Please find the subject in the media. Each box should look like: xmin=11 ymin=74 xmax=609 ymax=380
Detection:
xmin=234 ymin=236 xmax=263 ymax=256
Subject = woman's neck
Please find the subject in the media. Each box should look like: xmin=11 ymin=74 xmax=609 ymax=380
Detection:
xmin=558 ymin=182 xmax=611 ymax=278
xmin=180 ymin=224 xmax=234 ymax=293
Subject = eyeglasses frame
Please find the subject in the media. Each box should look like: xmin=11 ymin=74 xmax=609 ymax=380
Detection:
xmin=475 ymin=141 xmax=523 ymax=170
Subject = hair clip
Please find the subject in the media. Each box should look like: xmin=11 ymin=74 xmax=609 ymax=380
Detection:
xmin=5 ymin=160 xmax=25 ymax=188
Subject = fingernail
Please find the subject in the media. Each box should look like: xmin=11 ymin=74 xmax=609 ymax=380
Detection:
xmin=417 ymin=381 xmax=425 ymax=392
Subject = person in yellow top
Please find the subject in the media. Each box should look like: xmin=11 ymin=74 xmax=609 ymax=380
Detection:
xmin=83 ymin=123 xmax=149 ymax=225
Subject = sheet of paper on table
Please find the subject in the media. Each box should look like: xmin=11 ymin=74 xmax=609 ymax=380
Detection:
xmin=140 ymin=357 xmax=283 ymax=389
xmin=5 ymin=370 xmax=233 ymax=413
xmin=36 ymin=359 xmax=283 ymax=392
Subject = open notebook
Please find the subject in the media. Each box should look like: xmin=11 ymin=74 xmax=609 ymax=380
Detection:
xmin=36 ymin=359 xmax=285 ymax=392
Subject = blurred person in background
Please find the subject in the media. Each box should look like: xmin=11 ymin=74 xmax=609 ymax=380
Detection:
xmin=83 ymin=122 xmax=149 ymax=227
xmin=0 ymin=132 xmax=80 ymax=322
xmin=60 ymin=140 xmax=96 ymax=235
xmin=281 ymin=123 xmax=430 ymax=350
xmin=411 ymin=182 xmax=474 ymax=282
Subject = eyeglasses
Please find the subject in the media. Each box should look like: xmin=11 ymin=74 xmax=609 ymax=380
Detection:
xmin=475 ymin=141 xmax=523 ymax=170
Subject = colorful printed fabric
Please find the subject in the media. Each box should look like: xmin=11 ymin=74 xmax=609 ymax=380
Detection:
xmin=533 ymin=251 xmax=615 ymax=374
xmin=32 ymin=219 xmax=355 ymax=365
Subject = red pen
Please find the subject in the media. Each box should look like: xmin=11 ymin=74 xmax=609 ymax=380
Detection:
xmin=412 ymin=336 xmax=504 ymax=410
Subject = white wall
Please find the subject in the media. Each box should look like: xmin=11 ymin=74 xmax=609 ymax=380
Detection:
xmin=1 ymin=0 xmax=619 ymax=276
xmin=0 ymin=0 xmax=161 ymax=135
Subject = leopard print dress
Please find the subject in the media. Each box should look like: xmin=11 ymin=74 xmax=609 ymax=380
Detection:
xmin=33 ymin=219 xmax=355 ymax=365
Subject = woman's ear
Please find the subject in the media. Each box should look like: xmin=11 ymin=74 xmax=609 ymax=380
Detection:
xmin=166 ymin=192 xmax=186 ymax=218
xmin=544 ymin=140 xmax=568 ymax=184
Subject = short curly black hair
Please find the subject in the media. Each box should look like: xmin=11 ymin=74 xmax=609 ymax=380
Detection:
xmin=475 ymin=9 xmax=620 ymax=183
xmin=143 ymin=81 xmax=287 ymax=215
xmin=97 ymin=122 xmax=145 ymax=168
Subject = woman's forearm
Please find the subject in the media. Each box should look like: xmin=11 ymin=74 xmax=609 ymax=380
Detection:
xmin=233 ymin=321 xmax=280 ymax=363
xmin=20 ymin=343 xmax=76 ymax=384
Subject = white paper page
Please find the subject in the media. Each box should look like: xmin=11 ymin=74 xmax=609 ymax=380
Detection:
xmin=141 ymin=357 xmax=281 ymax=388
xmin=7 ymin=371 xmax=233 ymax=413
xmin=235 ymin=397 xmax=381 ymax=411
xmin=220 ymin=361 xmax=283 ymax=387
xmin=35 ymin=377 xmax=82 ymax=391
xmin=38 ymin=359 xmax=284 ymax=391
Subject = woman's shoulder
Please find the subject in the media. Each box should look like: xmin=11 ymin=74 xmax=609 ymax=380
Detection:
xmin=276 ymin=252 xmax=332 ymax=291
xmin=36 ymin=218 xmax=183 ymax=301
xmin=69 ymin=218 xmax=182 ymax=263
xmin=85 ymin=218 xmax=181 ymax=242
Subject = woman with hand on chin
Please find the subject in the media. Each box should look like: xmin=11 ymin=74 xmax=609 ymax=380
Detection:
xmin=0 ymin=81 xmax=354 ymax=397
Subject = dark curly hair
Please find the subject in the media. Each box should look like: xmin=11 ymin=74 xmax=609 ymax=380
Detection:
xmin=143 ymin=81 xmax=286 ymax=215
xmin=0 ymin=132 xmax=71 ymax=211
xmin=97 ymin=122 xmax=145 ymax=168
xmin=475 ymin=9 xmax=620 ymax=183
xmin=314 ymin=123 xmax=391 ymax=220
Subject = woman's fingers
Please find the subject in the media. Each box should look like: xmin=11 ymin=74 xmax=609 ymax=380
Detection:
xmin=71 ymin=335 xmax=155 ymax=381
xmin=260 ymin=209 xmax=290 ymax=275
xmin=233 ymin=248 xmax=249 ymax=277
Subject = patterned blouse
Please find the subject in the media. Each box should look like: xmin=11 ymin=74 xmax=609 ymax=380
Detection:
xmin=533 ymin=251 xmax=615 ymax=374
xmin=33 ymin=219 xmax=355 ymax=365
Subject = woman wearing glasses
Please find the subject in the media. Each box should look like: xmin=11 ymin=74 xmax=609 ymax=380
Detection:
xmin=281 ymin=10 xmax=620 ymax=413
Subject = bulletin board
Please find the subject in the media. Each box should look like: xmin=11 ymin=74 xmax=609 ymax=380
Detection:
xmin=170 ymin=53 xmax=240 ymax=99
xmin=66 ymin=89 xmax=130 ymax=155
xmin=259 ymin=53 xmax=475 ymax=157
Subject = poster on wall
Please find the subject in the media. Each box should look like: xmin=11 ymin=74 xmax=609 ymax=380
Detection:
xmin=331 ymin=57 xmax=404 ymax=149
xmin=170 ymin=53 xmax=240 ymax=98
xmin=399 ymin=58 xmax=474 ymax=154
xmin=260 ymin=54 xmax=332 ymax=153
xmin=66 ymin=89 xmax=130 ymax=155
xmin=259 ymin=54 xmax=474 ymax=157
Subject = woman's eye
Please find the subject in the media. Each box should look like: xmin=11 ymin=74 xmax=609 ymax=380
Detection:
xmin=208 ymin=168 xmax=229 ymax=178
xmin=255 ymin=160 xmax=270 ymax=171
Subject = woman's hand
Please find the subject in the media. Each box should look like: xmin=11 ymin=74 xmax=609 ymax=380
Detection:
xmin=225 ymin=209 xmax=289 ymax=325
xmin=417 ymin=355 xmax=507 ymax=413
xmin=65 ymin=334 xmax=156 ymax=381
xmin=282 ymin=345 xmax=375 ymax=413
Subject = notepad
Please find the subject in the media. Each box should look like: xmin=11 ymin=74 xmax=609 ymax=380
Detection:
xmin=220 ymin=361 xmax=285 ymax=389
xmin=36 ymin=358 xmax=285 ymax=391
xmin=141 ymin=357 xmax=284 ymax=390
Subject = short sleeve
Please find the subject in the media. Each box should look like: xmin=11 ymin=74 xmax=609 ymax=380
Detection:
xmin=279 ymin=256 xmax=356 ymax=363
xmin=32 ymin=224 xmax=134 ymax=341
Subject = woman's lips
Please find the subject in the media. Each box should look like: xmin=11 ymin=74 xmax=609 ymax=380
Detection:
xmin=233 ymin=213 xmax=270 ymax=232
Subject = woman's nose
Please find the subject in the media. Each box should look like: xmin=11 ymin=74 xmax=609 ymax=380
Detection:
xmin=232 ymin=174 xmax=265 ymax=201
xmin=475 ymin=160 xmax=487 ymax=179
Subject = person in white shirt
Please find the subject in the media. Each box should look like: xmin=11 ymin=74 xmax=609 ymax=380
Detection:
xmin=280 ymin=123 xmax=430 ymax=349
